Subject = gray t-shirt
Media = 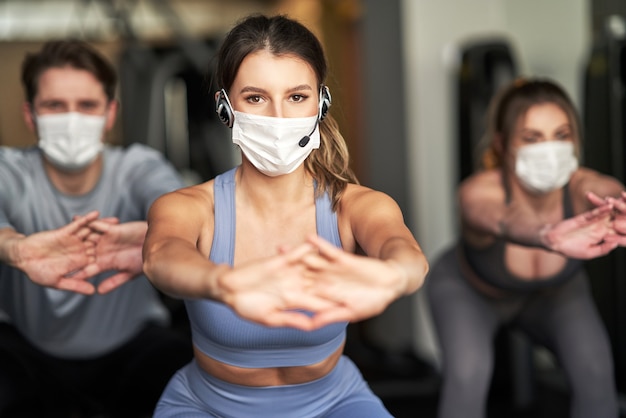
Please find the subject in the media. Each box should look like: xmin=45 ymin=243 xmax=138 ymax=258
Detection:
xmin=0 ymin=144 xmax=184 ymax=358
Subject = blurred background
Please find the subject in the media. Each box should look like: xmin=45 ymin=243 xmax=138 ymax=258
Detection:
xmin=0 ymin=0 xmax=625 ymax=416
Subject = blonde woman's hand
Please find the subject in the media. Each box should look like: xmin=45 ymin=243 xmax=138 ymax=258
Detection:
xmin=297 ymin=235 xmax=407 ymax=327
xmin=219 ymin=242 xmax=341 ymax=331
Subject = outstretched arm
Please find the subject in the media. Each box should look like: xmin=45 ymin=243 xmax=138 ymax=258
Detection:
xmin=460 ymin=171 xmax=616 ymax=259
xmin=0 ymin=211 xmax=100 ymax=294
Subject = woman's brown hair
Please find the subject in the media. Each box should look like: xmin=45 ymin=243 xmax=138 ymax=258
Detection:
xmin=214 ymin=14 xmax=358 ymax=210
xmin=479 ymin=78 xmax=582 ymax=170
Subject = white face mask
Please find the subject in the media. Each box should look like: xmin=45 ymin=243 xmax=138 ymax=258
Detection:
xmin=515 ymin=141 xmax=578 ymax=194
xmin=231 ymin=111 xmax=320 ymax=177
xmin=36 ymin=112 xmax=106 ymax=171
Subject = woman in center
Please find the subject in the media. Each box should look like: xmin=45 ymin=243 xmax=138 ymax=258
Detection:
xmin=143 ymin=14 xmax=429 ymax=417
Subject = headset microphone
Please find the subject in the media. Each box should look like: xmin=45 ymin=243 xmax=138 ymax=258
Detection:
xmin=298 ymin=118 xmax=319 ymax=147
xmin=298 ymin=85 xmax=332 ymax=147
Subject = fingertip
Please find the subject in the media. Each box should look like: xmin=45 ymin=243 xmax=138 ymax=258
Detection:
xmin=97 ymin=284 xmax=113 ymax=295
xmin=60 ymin=281 xmax=96 ymax=295
xmin=85 ymin=210 xmax=100 ymax=220
xmin=311 ymin=310 xmax=353 ymax=327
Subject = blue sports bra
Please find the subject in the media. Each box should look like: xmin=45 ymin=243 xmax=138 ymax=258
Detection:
xmin=462 ymin=184 xmax=583 ymax=292
xmin=185 ymin=167 xmax=348 ymax=368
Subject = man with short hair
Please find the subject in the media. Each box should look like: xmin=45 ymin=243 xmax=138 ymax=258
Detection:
xmin=0 ymin=40 xmax=192 ymax=417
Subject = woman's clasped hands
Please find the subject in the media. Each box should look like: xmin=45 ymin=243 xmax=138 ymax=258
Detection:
xmin=541 ymin=191 xmax=626 ymax=261
xmin=587 ymin=191 xmax=626 ymax=248
xmin=218 ymin=234 xmax=408 ymax=331
xmin=539 ymin=193 xmax=626 ymax=260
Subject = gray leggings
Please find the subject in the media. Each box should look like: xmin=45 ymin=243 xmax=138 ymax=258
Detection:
xmin=427 ymin=247 xmax=618 ymax=418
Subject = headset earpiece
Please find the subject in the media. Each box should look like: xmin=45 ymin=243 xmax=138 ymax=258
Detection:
xmin=216 ymin=89 xmax=234 ymax=128
xmin=318 ymin=85 xmax=331 ymax=121
xmin=218 ymin=87 xmax=329 ymax=127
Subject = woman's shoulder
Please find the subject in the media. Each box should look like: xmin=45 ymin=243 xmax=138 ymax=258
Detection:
xmin=343 ymin=183 xmax=391 ymax=201
xmin=458 ymin=169 xmax=503 ymax=200
xmin=153 ymin=179 xmax=215 ymax=213
xmin=569 ymin=166 xmax=624 ymax=202
xmin=177 ymin=179 xmax=215 ymax=201
xmin=569 ymin=166 xmax=621 ymax=185
xmin=339 ymin=183 xmax=400 ymax=215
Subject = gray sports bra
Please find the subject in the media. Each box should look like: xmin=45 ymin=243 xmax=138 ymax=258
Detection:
xmin=462 ymin=184 xmax=583 ymax=292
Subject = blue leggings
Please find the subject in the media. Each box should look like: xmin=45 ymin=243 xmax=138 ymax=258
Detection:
xmin=427 ymin=247 xmax=618 ymax=418
xmin=154 ymin=355 xmax=392 ymax=418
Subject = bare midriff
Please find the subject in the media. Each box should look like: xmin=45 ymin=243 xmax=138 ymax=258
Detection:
xmin=193 ymin=341 xmax=345 ymax=387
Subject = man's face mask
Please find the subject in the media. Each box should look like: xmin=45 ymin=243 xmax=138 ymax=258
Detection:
xmin=514 ymin=141 xmax=578 ymax=194
xmin=36 ymin=112 xmax=106 ymax=171
xmin=231 ymin=111 xmax=320 ymax=177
